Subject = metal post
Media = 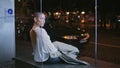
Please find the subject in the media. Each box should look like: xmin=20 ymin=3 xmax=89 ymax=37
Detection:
xmin=40 ymin=0 xmax=42 ymax=13
xmin=95 ymin=0 xmax=98 ymax=68
xmin=40 ymin=0 xmax=43 ymax=68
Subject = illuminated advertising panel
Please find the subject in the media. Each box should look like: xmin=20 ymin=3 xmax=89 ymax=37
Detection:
xmin=0 ymin=0 xmax=15 ymax=64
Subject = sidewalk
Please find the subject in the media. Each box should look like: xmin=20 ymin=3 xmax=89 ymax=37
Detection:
xmin=16 ymin=40 xmax=120 ymax=68
xmin=79 ymin=57 xmax=120 ymax=68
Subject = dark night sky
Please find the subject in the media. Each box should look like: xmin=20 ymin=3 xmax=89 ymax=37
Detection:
xmin=98 ymin=0 xmax=120 ymax=13
xmin=34 ymin=0 xmax=120 ymax=14
xmin=42 ymin=0 xmax=94 ymax=11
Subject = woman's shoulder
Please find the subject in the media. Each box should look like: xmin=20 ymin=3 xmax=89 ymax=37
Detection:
xmin=29 ymin=26 xmax=39 ymax=34
xmin=30 ymin=26 xmax=40 ymax=32
xmin=33 ymin=26 xmax=39 ymax=30
xmin=30 ymin=28 xmax=35 ymax=35
xmin=31 ymin=26 xmax=46 ymax=32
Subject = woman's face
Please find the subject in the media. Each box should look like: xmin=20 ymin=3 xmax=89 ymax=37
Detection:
xmin=35 ymin=14 xmax=45 ymax=27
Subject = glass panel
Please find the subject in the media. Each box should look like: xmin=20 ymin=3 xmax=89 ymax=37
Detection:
xmin=97 ymin=0 xmax=120 ymax=67
xmin=15 ymin=0 xmax=93 ymax=68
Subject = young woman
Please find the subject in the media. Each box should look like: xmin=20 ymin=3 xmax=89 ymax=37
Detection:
xmin=30 ymin=12 xmax=89 ymax=65
xmin=30 ymin=13 xmax=62 ymax=63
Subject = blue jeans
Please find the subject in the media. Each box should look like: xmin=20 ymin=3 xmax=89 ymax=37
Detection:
xmin=45 ymin=57 xmax=62 ymax=64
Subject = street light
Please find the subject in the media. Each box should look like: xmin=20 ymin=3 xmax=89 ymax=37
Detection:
xmin=18 ymin=0 xmax=21 ymax=2
xmin=66 ymin=12 xmax=69 ymax=15
xmin=81 ymin=11 xmax=85 ymax=23
xmin=81 ymin=11 xmax=85 ymax=14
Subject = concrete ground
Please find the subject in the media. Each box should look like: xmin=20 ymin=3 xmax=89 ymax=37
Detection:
xmin=15 ymin=40 xmax=120 ymax=68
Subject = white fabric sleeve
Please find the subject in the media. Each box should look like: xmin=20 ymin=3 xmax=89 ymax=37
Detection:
xmin=34 ymin=27 xmax=57 ymax=53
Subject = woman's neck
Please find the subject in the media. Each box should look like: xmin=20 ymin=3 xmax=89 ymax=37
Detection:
xmin=33 ymin=23 xmax=39 ymax=27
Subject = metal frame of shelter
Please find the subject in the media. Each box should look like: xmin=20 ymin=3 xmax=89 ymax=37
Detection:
xmin=40 ymin=0 xmax=98 ymax=68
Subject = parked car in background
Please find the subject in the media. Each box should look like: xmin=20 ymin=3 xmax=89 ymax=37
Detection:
xmin=44 ymin=20 xmax=90 ymax=49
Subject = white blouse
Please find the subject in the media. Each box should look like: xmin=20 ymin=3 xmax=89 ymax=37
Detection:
xmin=33 ymin=27 xmax=57 ymax=62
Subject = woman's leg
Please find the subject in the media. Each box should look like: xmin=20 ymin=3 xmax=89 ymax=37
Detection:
xmin=53 ymin=41 xmax=79 ymax=53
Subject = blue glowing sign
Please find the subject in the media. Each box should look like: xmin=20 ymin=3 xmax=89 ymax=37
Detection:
xmin=8 ymin=9 xmax=13 ymax=14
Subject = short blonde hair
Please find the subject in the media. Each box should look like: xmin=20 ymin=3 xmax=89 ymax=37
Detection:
xmin=34 ymin=12 xmax=45 ymax=18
